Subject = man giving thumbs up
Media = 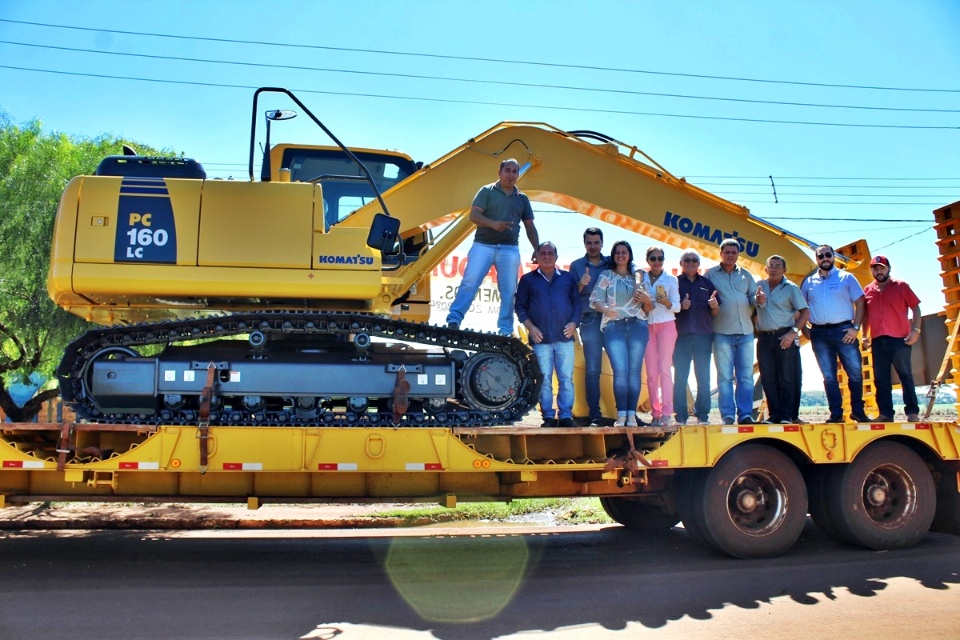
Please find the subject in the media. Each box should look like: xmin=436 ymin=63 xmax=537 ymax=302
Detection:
xmin=673 ymin=250 xmax=718 ymax=425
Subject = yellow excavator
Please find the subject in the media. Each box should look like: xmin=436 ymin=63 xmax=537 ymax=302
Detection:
xmin=49 ymin=87 xmax=861 ymax=428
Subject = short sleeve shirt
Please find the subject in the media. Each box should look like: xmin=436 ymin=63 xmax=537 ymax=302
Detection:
xmin=863 ymin=278 xmax=921 ymax=338
xmin=472 ymin=182 xmax=534 ymax=246
xmin=801 ymin=268 xmax=864 ymax=325
xmin=706 ymin=265 xmax=756 ymax=336
xmin=756 ymin=279 xmax=808 ymax=331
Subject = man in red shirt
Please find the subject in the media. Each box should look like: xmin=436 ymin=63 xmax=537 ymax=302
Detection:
xmin=862 ymin=255 xmax=922 ymax=422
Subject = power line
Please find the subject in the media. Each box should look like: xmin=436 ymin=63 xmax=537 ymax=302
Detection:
xmin=1 ymin=64 xmax=957 ymax=131
xmin=2 ymin=39 xmax=956 ymax=115
xmin=2 ymin=18 xmax=958 ymax=94
xmin=712 ymin=191 xmax=952 ymax=198
xmin=696 ymin=182 xmax=960 ymax=189
xmin=688 ymin=176 xmax=960 ymax=180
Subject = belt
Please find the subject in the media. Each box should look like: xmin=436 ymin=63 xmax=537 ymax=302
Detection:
xmin=811 ymin=322 xmax=852 ymax=330
xmin=759 ymin=327 xmax=793 ymax=335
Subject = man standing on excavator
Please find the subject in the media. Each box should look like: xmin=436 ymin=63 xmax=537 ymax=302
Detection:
xmin=446 ymin=159 xmax=540 ymax=336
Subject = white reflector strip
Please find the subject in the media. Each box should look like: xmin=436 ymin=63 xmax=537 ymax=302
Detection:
xmin=2 ymin=460 xmax=44 ymax=469
xmin=405 ymin=463 xmax=443 ymax=471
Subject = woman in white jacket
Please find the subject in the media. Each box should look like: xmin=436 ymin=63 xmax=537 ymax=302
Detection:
xmin=641 ymin=246 xmax=681 ymax=426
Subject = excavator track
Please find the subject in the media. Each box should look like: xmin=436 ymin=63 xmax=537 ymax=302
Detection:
xmin=57 ymin=312 xmax=542 ymax=427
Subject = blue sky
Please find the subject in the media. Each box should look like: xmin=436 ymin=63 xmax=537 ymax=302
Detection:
xmin=1 ymin=0 xmax=958 ymax=388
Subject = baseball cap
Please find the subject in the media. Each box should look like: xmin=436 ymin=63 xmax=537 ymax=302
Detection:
xmin=870 ymin=255 xmax=891 ymax=267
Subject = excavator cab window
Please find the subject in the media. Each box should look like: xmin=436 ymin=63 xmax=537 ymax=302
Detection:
xmin=281 ymin=148 xmax=417 ymax=229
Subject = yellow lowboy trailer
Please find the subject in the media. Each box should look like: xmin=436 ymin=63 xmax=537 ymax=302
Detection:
xmin=0 ymin=419 xmax=959 ymax=558
xmin=5 ymin=88 xmax=959 ymax=559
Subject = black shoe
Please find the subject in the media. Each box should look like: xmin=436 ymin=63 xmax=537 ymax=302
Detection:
xmin=850 ymin=413 xmax=871 ymax=423
xmin=447 ymin=322 xmax=460 ymax=330
xmin=542 ymin=418 xmax=558 ymax=428
xmin=722 ymin=417 xmax=735 ymax=425
xmin=588 ymin=417 xmax=603 ymax=427
xmin=826 ymin=415 xmax=844 ymax=424
xmin=738 ymin=416 xmax=756 ymax=425
xmin=875 ymin=414 xmax=893 ymax=422
xmin=558 ymin=418 xmax=574 ymax=428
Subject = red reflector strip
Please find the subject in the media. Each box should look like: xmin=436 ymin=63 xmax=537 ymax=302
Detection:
xmin=901 ymin=423 xmax=931 ymax=430
xmin=739 ymin=426 xmax=754 ymax=433
xmin=119 ymin=461 xmax=160 ymax=470
xmin=650 ymin=459 xmax=669 ymax=467
xmin=784 ymin=425 xmax=800 ymax=432
xmin=405 ymin=463 xmax=443 ymax=471
xmin=2 ymin=460 xmax=44 ymax=469
xmin=222 ymin=462 xmax=264 ymax=471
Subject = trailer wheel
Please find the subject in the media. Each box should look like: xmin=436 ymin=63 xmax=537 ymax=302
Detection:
xmin=806 ymin=466 xmax=846 ymax=542
xmin=699 ymin=445 xmax=807 ymax=558
xmin=826 ymin=441 xmax=935 ymax=550
xmin=599 ymin=497 xmax=680 ymax=532
xmin=931 ymin=460 xmax=960 ymax=535
xmin=675 ymin=469 xmax=714 ymax=547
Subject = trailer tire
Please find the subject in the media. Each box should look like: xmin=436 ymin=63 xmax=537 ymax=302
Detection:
xmin=931 ymin=460 xmax=960 ymax=535
xmin=806 ymin=466 xmax=846 ymax=542
xmin=599 ymin=497 xmax=680 ymax=532
xmin=826 ymin=441 xmax=935 ymax=550
xmin=675 ymin=469 xmax=714 ymax=547
xmin=699 ymin=445 xmax=807 ymax=558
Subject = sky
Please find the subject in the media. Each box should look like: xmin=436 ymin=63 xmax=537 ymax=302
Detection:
xmin=1 ymin=0 xmax=958 ymax=390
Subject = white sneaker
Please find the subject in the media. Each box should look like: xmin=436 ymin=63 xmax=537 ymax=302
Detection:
xmin=614 ymin=416 xmax=627 ymax=427
xmin=626 ymin=415 xmax=638 ymax=427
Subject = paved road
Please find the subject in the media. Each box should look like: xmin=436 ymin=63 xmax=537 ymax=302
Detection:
xmin=1 ymin=521 xmax=958 ymax=640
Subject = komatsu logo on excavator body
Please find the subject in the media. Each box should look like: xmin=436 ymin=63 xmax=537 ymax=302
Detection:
xmin=663 ymin=211 xmax=760 ymax=258
xmin=317 ymin=254 xmax=375 ymax=265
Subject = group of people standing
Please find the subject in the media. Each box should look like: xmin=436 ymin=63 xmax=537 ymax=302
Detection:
xmin=446 ymin=159 xmax=924 ymax=427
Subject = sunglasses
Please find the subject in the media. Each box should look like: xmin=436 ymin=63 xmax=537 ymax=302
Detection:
xmin=817 ymin=252 xmax=833 ymax=259
xmin=682 ymin=258 xmax=699 ymax=263
xmin=648 ymin=256 xmax=664 ymax=262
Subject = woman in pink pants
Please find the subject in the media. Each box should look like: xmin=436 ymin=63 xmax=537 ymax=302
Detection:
xmin=641 ymin=246 xmax=680 ymax=426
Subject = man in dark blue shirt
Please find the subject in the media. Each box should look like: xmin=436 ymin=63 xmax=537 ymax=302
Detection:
xmin=673 ymin=250 xmax=718 ymax=424
xmin=569 ymin=227 xmax=610 ymax=426
xmin=516 ymin=242 xmax=581 ymax=427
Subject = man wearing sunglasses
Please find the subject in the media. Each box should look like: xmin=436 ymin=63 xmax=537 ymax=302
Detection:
xmin=674 ymin=250 xmax=718 ymax=425
xmin=800 ymin=244 xmax=869 ymax=423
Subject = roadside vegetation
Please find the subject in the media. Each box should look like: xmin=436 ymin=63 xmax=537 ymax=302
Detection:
xmin=373 ymin=498 xmax=613 ymax=526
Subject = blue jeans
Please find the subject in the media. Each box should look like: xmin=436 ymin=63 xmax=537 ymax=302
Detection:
xmin=871 ymin=335 xmax=919 ymax=417
xmin=577 ymin=313 xmax=604 ymax=419
xmin=713 ymin=333 xmax=755 ymax=422
xmin=602 ymin=318 xmax=649 ymax=414
xmin=810 ymin=325 xmax=864 ymax=419
xmin=446 ymin=242 xmax=521 ymax=335
xmin=533 ymin=341 xmax=575 ymax=419
xmin=673 ymin=333 xmax=713 ymax=422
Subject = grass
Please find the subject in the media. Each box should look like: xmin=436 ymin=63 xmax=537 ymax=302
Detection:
xmin=373 ymin=497 xmax=613 ymax=525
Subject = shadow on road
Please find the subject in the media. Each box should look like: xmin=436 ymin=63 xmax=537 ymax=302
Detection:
xmin=1 ymin=521 xmax=958 ymax=639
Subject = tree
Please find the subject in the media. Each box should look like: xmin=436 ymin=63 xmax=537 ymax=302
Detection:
xmin=0 ymin=113 xmax=165 ymax=421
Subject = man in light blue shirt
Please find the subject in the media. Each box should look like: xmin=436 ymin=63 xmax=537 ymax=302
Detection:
xmin=800 ymin=244 xmax=867 ymax=423
xmin=706 ymin=238 xmax=757 ymax=425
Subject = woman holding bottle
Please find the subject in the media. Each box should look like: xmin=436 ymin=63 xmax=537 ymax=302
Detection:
xmin=641 ymin=245 xmax=681 ymax=426
xmin=589 ymin=241 xmax=653 ymax=426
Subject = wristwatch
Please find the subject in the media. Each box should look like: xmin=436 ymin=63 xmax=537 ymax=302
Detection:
xmin=790 ymin=326 xmax=800 ymax=333
xmin=851 ymin=324 xmax=860 ymax=331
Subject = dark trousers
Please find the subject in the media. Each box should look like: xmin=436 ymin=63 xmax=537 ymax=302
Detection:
xmin=872 ymin=336 xmax=920 ymax=417
xmin=757 ymin=329 xmax=802 ymax=422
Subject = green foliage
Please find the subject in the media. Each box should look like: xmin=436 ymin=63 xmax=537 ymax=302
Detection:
xmin=0 ymin=111 xmax=166 ymax=421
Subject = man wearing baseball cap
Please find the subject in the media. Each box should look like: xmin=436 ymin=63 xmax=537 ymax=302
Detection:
xmin=862 ymin=255 xmax=923 ymax=422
